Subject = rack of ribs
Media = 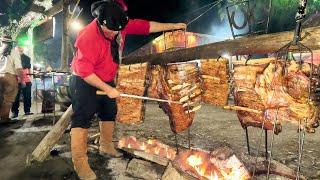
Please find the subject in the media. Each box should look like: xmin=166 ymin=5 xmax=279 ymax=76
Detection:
xmin=116 ymin=63 xmax=149 ymax=124
xmin=156 ymin=63 xmax=202 ymax=133
xmin=200 ymin=58 xmax=230 ymax=106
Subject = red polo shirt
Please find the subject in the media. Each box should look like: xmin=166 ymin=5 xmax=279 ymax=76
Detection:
xmin=71 ymin=19 xmax=150 ymax=82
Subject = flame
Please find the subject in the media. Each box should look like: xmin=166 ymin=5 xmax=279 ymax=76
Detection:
xmin=187 ymin=155 xmax=203 ymax=167
xmin=206 ymin=171 xmax=218 ymax=180
xmin=194 ymin=166 xmax=206 ymax=177
xmin=154 ymin=147 xmax=160 ymax=155
xmin=128 ymin=143 xmax=132 ymax=149
xmin=140 ymin=142 xmax=146 ymax=151
xmin=118 ymin=139 xmax=125 ymax=148
xmin=147 ymin=139 xmax=155 ymax=145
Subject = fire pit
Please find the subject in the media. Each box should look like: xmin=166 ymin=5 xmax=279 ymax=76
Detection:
xmin=117 ymin=136 xmax=299 ymax=180
xmin=173 ymin=149 xmax=251 ymax=180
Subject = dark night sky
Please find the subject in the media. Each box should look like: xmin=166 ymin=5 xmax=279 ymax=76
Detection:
xmin=44 ymin=0 xmax=299 ymax=68
xmin=78 ymin=0 xmax=226 ymax=54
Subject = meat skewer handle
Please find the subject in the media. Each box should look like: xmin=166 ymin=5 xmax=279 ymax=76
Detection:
xmin=96 ymin=91 xmax=181 ymax=104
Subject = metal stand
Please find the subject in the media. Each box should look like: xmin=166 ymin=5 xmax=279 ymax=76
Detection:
xmin=267 ymin=109 xmax=279 ymax=179
xmin=265 ymin=130 xmax=268 ymax=159
xmin=35 ymin=77 xmax=38 ymax=114
xmin=187 ymin=129 xmax=191 ymax=149
xmin=174 ymin=133 xmax=179 ymax=154
xmin=296 ymin=119 xmax=306 ymax=180
xmin=245 ymin=127 xmax=251 ymax=155
xmin=52 ymin=73 xmax=56 ymax=124
xmin=275 ymin=1 xmax=311 ymax=178
xmin=252 ymin=120 xmax=266 ymax=178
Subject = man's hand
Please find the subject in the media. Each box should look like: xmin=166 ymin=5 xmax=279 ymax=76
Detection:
xmin=104 ymin=87 xmax=121 ymax=98
xmin=83 ymin=73 xmax=121 ymax=98
xmin=149 ymin=22 xmax=187 ymax=33
xmin=173 ymin=23 xmax=187 ymax=30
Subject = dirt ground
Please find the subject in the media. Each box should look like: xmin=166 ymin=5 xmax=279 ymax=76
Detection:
xmin=0 ymin=102 xmax=319 ymax=180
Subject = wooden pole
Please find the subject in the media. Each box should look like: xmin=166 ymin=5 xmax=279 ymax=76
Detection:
xmin=60 ymin=0 xmax=70 ymax=71
xmin=122 ymin=26 xmax=320 ymax=65
xmin=30 ymin=105 xmax=73 ymax=163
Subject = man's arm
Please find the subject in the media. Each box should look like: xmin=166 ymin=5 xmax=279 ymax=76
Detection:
xmin=83 ymin=73 xmax=120 ymax=98
xmin=149 ymin=22 xmax=186 ymax=33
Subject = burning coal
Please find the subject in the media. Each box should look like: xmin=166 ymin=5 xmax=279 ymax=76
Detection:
xmin=174 ymin=149 xmax=251 ymax=180
xmin=118 ymin=136 xmax=177 ymax=160
xmin=119 ymin=137 xmax=251 ymax=180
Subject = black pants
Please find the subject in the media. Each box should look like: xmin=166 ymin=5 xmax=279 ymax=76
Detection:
xmin=69 ymin=76 xmax=117 ymax=129
xmin=12 ymin=82 xmax=32 ymax=114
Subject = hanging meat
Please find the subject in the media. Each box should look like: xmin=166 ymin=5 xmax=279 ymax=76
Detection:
xmin=116 ymin=63 xmax=149 ymax=124
xmin=147 ymin=66 xmax=161 ymax=98
xmin=233 ymin=58 xmax=319 ymax=134
xmin=157 ymin=63 xmax=202 ymax=133
xmin=200 ymin=59 xmax=229 ymax=106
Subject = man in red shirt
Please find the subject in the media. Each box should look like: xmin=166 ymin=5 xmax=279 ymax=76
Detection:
xmin=70 ymin=1 xmax=186 ymax=179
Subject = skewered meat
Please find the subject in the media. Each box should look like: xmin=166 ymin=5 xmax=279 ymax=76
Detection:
xmin=116 ymin=63 xmax=149 ymax=124
xmin=157 ymin=63 xmax=202 ymax=133
xmin=201 ymin=59 xmax=229 ymax=106
xmin=233 ymin=58 xmax=319 ymax=134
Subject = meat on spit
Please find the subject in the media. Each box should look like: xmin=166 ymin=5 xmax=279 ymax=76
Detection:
xmin=157 ymin=63 xmax=202 ymax=133
xmin=200 ymin=59 xmax=229 ymax=106
xmin=116 ymin=63 xmax=149 ymax=124
xmin=233 ymin=58 xmax=319 ymax=134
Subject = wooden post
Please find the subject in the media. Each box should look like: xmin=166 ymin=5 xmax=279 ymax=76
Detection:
xmin=122 ymin=26 xmax=320 ymax=65
xmin=29 ymin=105 xmax=73 ymax=163
xmin=60 ymin=0 xmax=70 ymax=71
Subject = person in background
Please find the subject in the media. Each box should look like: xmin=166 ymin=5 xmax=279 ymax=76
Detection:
xmin=11 ymin=46 xmax=33 ymax=118
xmin=69 ymin=0 xmax=186 ymax=179
xmin=0 ymin=36 xmax=24 ymax=123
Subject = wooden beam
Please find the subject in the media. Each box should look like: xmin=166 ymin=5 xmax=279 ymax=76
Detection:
xmin=122 ymin=26 xmax=320 ymax=65
xmin=29 ymin=105 xmax=73 ymax=163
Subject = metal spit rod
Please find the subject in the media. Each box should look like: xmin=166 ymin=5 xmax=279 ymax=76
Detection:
xmin=96 ymin=91 xmax=181 ymax=104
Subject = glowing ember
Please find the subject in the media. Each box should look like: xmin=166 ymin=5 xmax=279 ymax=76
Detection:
xmin=187 ymin=155 xmax=203 ymax=167
xmin=118 ymin=136 xmax=177 ymax=161
xmin=140 ymin=143 xmax=146 ymax=151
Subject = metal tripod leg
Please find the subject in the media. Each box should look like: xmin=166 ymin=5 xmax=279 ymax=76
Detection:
xmin=296 ymin=119 xmax=306 ymax=180
xmin=267 ymin=109 xmax=279 ymax=180
xmin=265 ymin=130 xmax=268 ymax=159
xmin=245 ymin=127 xmax=251 ymax=155
xmin=252 ymin=120 xmax=266 ymax=178
xmin=174 ymin=133 xmax=179 ymax=154
xmin=188 ymin=128 xmax=191 ymax=149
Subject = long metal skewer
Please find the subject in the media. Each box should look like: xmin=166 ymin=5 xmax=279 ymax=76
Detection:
xmin=96 ymin=91 xmax=181 ymax=104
